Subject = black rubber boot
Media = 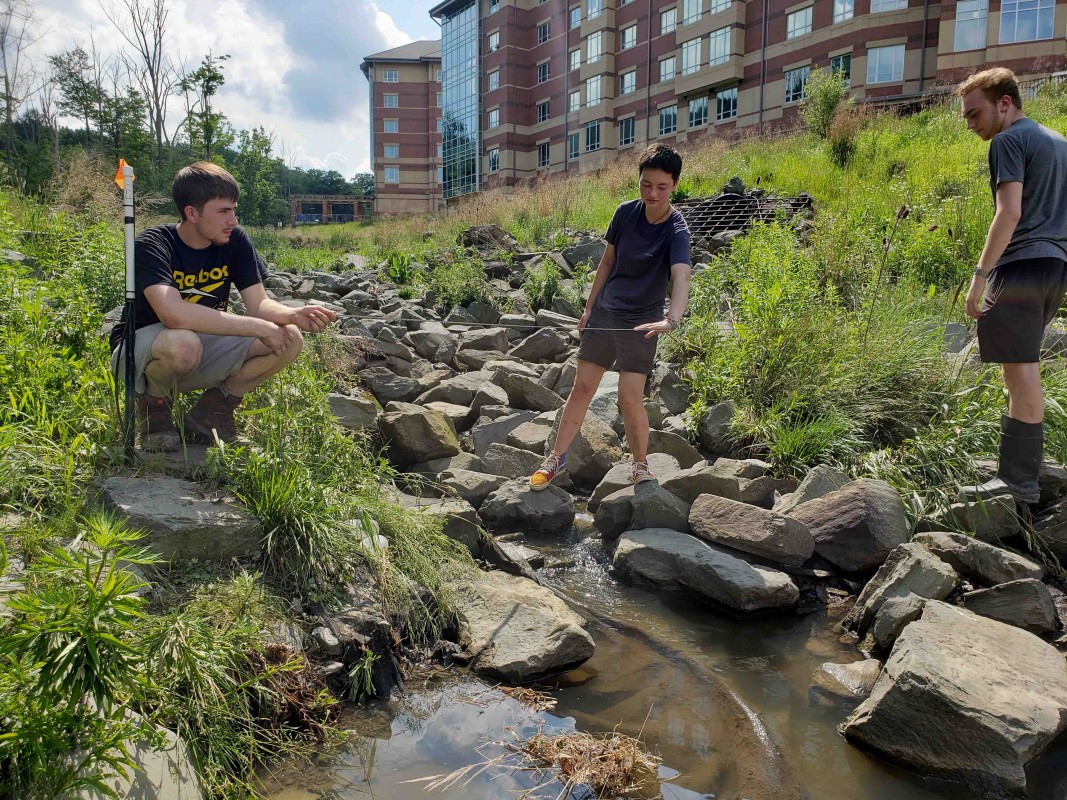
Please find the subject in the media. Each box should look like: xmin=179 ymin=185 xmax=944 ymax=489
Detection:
xmin=961 ymin=415 xmax=1042 ymax=505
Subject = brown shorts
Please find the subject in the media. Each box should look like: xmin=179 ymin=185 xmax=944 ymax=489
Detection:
xmin=977 ymin=257 xmax=1067 ymax=363
xmin=577 ymin=304 xmax=659 ymax=375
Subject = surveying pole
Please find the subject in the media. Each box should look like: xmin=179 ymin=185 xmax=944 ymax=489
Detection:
xmin=116 ymin=161 xmax=136 ymax=459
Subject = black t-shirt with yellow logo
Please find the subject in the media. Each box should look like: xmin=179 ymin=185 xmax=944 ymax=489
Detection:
xmin=110 ymin=223 xmax=268 ymax=350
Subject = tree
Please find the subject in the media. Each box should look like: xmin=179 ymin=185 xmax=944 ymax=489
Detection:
xmin=179 ymin=53 xmax=232 ymax=161
xmin=799 ymin=68 xmax=850 ymax=139
xmin=231 ymin=127 xmax=283 ymax=226
xmin=350 ymin=171 xmax=374 ymax=196
xmin=48 ymin=47 xmax=102 ymax=148
xmin=0 ymin=0 xmax=38 ymax=163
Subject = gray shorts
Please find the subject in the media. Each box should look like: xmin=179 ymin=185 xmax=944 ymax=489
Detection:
xmin=978 ymin=257 xmax=1067 ymax=363
xmin=110 ymin=323 xmax=257 ymax=395
xmin=577 ymin=304 xmax=659 ymax=375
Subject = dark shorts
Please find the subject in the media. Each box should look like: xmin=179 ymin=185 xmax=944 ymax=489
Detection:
xmin=577 ymin=304 xmax=659 ymax=375
xmin=978 ymin=257 xmax=1067 ymax=363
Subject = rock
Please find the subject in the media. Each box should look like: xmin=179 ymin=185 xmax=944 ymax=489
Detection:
xmin=328 ymin=391 xmax=381 ymax=431
xmin=689 ymin=495 xmax=814 ymax=568
xmin=481 ymin=479 xmax=576 ymax=535
xmin=651 ymin=364 xmax=690 ymax=416
xmin=361 ymin=366 xmax=421 ymax=404
xmin=395 ymin=493 xmax=485 ymax=556
xmin=98 ymin=477 xmax=261 ymax=561
xmin=789 ymin=479 xmax=909 ymax=573
xmin=809 ymin=660 xmax=882 ymax=710
xmin=926 ymin=497 xmax=1020 ymax=543
xmin=561 ymin=239 xmax=605 ymax=270
xmin=506 ymin=421 xmax=552 ymax=454
xmin=470 ymin=383 xmax=511 ymax=414
xmin=453 ymin=571 xmax=594 ymax=681
xmin=415 ymin=370 xmax=496 ymax=406
xmin=774 ymin=465 xmax=849 ymax=516
xmin=739 ymin=475 xmax=778 ymax=508
xmin=962 ymin=579 xmax=1058 ymax=637
xmin=460 ymin=224 xmax=518 ymax=252
xmin=378 ymin=403 xmax=460 ymax=468
xmin=466 ymin=300 xmax=502 ymax=325
xmin=321 ymin=582 xmax=404 ymax=699
xmin=482 ymin=443 xmax=547 ymax=480
xmin=408 ymin=328 xmax=458 ymax=363
xmin=842 ymin=601 xmax=1067 ymax=800
xmin=470 ymin=411 xmax=538 ymax=456
xmin=865 ymin=593 xmax=927 ymax=653
xmin=552 ymin=414 xmax=624 ymax=488
xmin=612 ymin=529 xmax=799 ymax=613
xmin=630 ymin=483 xmax=691 ymax=534
xmin=709 ymin=457 xmax=770 ymax=480
xmin=423 ymin=401 xmax=473 ymax=431
xmin=459 ymin=327 xmax=509 ymax=352
xmin=697 ymin=400 xmax=736 ymax=455
xmin=502 ymin=374 xmax=564 ymax=412
xmin=311 ymin=626 xmax=342 ymax=656
xmin=498 ymin=541 xmax=545 ymax=570
xmin=408 ymin=453 xmax=484 ymax=475
xmin=843 ymin=542 xmax=958 ymax=636
xmin=438 ymin=469 xmax=509 ymax=509
xmin=534 ymin=308 xmax=580 ymax=331
xmin=594 ymin=486 xmax=636 ymax=539
xmin=588 ymin=454 xmax=681 ymax=511
xmin=647 ymin=430 xmax=703 ymax=468
xmin=485 ymin=359 xmax=542 ymax=383
xmin=911 ymin=531 xmax=1044 ymax=587
xmin=509 ymin=327 xmax=568 ymax=361
xmin=660 ymin=463 xmax=742 ymax=504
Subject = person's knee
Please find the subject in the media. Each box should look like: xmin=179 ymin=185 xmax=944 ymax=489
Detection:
xmin=281 ymin=325 xmax=304 ymax=364
xmin=154 ymin=330 xmax=202 ymax=375
xmin=618 ymin=390 xmax=646 ymax=416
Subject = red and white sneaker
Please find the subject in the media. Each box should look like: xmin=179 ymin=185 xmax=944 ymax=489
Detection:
xmin=631 ymin=460 xmax=655 ymax=484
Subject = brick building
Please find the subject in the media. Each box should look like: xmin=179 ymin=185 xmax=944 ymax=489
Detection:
xmin=390 ymin=0 xmax=1067 ymax=205
xmin=360 ymin=41 xmax=444 ymax=214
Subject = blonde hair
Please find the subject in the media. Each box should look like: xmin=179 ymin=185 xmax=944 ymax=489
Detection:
xmin=956 ymin=67 xmax=1023 ymax=109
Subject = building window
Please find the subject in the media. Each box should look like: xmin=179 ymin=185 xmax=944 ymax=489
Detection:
xmin=538 ymin=61 xmax=550 ymax=83
xmin=830 ymin=53 xmax=852 ymax=85
xmin=659 ymin=105 xmax=677 ymax=135
xmin=382 ymin=69 xmax=399 ymax=82
xmin=955 ymin=0 xmax=988 ymax=50
xmin=384 ymin=144 xmax=399 ymax=158
xmin=709 ymin=0 xmax=730 ymax=11
xmin=570 ymin=49 xmax=581 ymax=71
xmin=660 ymin=56 xmax=676 ymax=82
xmin=587 ymin=0 xmax=602 ymax=19
xmin=586 ymin=76 xmax=601 ymax=105
xmin=621 ymin=24 xmax=638 ymax=50
xmin=682 ymin=38 xmax=701 ymax=74
xmin=489 ymin=148 xmax=500 ymax=171
xmin=682 ymin=0 xmax=701 ymax=25
xmin=689 ymin=95 xmax=708 ymax=127
xmin=384 ymin=119 xmax=398 ymax=133
xmin=488 ymin=31 xmax=500 ymax=51
xmin=437 ymin=166 xmax=443 ymax=184
xmin=569 ymin=132 xmax=580 ymax=159
xmin=867 ymin=44 xmax=904 ymax=83
xmin=586 ymin=120 xmax=600 ymax=151
xmin=661 ymin=7 xmax=677 ymax=34
xmin=437 ymin=118 xmax=443 ymax=132
xmin=587 ymin=31 xmax=602 ymax=63
xmin=709 ymin=26 xmax=730 ymax=65
xmin=871 ymin=0 xmax=906 ymax=10
xmin=383 ymin=93 xmax=399 ymax=107
xmin=787 ymin=6 xmax=812 ymax=38
xmin=436 ymin=68 xmax=442 ymax=81
xmin=437 ymin=92 xmax=442 ymax=106
xmin=716 ymin=87 xmax=737 ymax=120
xmin=488 ymin=108 xmax=500 ymax=128
xmin=833 ymin=0 xmax=854 ymax=22
xmin=619 ymin=116 xmax=635 ymax=146
xmin=1000 ymin=0 xmax=1053 ymax=43
xmin=620 ymin=69 xmax=636 ymax=95
xmin=569 ymin=90 xmax=581 ymax=111
xmin=570 ymin=5 xmax=581 ymax=27
xmin=538 ymin=21 xmax=550 ymax=44
xmin=488 ymin=69 xmax=500 ymax=91
xmin=384 ymin=166 xmax=400 ymax=183
xmin=785 ymin=65 xmax=810 ymax=102
xmin=538 ymin=141 xmax=550 ymax=167
xmin=437 ymin=144 xmax=443 ymax=158
xmin=489 ymin=0 xmax=499 ymax=9
xmin=538 ymin=100 xmax=550 ymax=122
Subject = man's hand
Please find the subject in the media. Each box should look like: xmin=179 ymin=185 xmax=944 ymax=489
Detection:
xmin=634 ymin=319 xmax=674 ymax=339
xmin=965 ymin=274 xmax=987 ymax=319
xmin=258 ymin=322 xmax=295 ymax=356
xmin=288 ymin=304 xmax=338 ymax=333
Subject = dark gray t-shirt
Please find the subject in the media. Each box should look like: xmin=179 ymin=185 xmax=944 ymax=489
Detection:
xmin=989 ymin=117 xmax=1067 ymax=266
xmin=595 ymin=199 xmax=691 ymax=324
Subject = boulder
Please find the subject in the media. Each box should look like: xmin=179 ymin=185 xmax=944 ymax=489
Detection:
xmin=408 ymin=452 xmax=484 ymax=475
xmin=809 ymin=660 xmax=882 ymax=710
xmin=561 ymin=239 xmax=605 ymax=270
xmin=98 ymin=477 xmax=261 ymax=561
xmin=552 ymin=414 xmax=624 ymax=488
xmin=697 ymin=401 xmax=736 ymax=455
xmin=689 ymin=495 xmax=814 ymax=568
xmin=774 ymin=465 xmax=849 ymax=516
xmin=502 ymin=374 xmax=564 ymax=412
xmin=534 ymin=309 xmax=580 ymax=330
xmin=469 ymin=383 xmax=511 ymax=414
xmin=423 ymin=401 xmax=473 ymax=431
xmin=408 ymin=328 xmax=457 ymax=363
xmin=612 ymin=529 xmax=799 ymax=613
xmin=962 ymin=579 xmax=1058 ymax=637
xmin=509 ymin=328 xmax=568 ymax=361
xmin=454 ymin=570 xmax=594 ymax=681
xmin=394 ymin=494 xmax=485 ymax=556
xmin=630 ymin=483 xmax=691 ymax=534
xmin=415 ymin=370 xmax=496 ymax=406
xmin=595 ymin=486 xmax=636 ymax=539
xmin=506 ymin=421 xmax=552 ymax=454
xmin=378 ymin=403 xmax=460 ymax=468
xmin=843 ymin=542 xmax=958 ymax=636
xmin=660 ymin=463 xmax=742 ymax=504
xmin=647 ymin=430 xmax=703 ymax=468
xmin=361 ymin=366 xmax=421 ymax=404
xmin=588 ymin=454 xmax=682 ymax=511
xmin=461 ymin=224 xmax=518 ymax=252
xmin=926 ymin=497 xmax=1021 ymax=543
xmin=470 ymin=411 xmax=538 ymax=456
xmin=651 ymin=364 xmax=690 ymax=416
xmin=865 ymin=593 xmax=927 ymax=654
xmin=480 ymin=479 xmax=576 ymax=535
xmin=438 ymin=469 xmax=509 ymax=509
xmin=912 ymin=531 xmax=1044 ymax=587
xmin=458 ymin=327 xmax=509 ymax=352
xmin=843 ymin=601 xmax=1067 ymax=800
xmin=482 ymin=443 xmax=548 ymax=480
xmin=789 ymin=479 xmax=909 ymax=573
xmin=327 ymin=391 xmax=381 ymax=431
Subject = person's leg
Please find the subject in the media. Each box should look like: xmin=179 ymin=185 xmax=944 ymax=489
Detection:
xmin=221 ymin=326 xmax=305 ymax=396
xmin=530 ymin=359 xmax=606 ymax=490
xmin=618 ymin=371 xmax=650 ymax=462
xmin=1002 ymin=362 xmax=1043 ymax=423
xmin=144 ymin=329 xmax=203 ymax=398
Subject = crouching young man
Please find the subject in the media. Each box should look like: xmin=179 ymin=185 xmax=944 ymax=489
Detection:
xmin=110 ymin=161 xmax=337 ymax=450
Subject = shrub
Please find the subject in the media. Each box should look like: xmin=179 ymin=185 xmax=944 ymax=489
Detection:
xmin=826 ymin=105 xmax=862 ymax=168
xmin=800 ymin=68 xmax=850 ymax=139
xmin=427 ymin=259 xmax=493 ymax=310
xmin=524 ymin=258 xmax=563 ymax=312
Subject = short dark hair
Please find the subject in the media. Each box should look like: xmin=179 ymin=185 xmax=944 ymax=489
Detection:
xmin=173 ymin=162 xmax=240 ymax=220
xmin=638 ymin=143 xmax=682 ymax=182
xmin=957 ymin=67 xmax=1023 ymax=110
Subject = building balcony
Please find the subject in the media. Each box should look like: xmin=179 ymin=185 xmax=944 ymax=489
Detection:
xmin=674 ymin=0 xmax=745 ymax=42
xmin=672 ymin=55 xmax=744 ymax=96
xmin=579 ymin=54 xmax=615 ymax=83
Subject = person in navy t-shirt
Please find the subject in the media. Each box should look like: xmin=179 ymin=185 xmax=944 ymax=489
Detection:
xmin=530 ymin=144 xmax=692 ymax=491
xmin=111 ymin=162 xmax=337 ymax=450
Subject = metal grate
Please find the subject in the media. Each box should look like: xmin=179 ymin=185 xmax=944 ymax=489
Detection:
xmin=675 ymin=192 xmax=814 ymax=240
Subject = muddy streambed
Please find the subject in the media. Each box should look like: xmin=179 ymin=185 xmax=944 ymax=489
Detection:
xmin=265 ymin=516 xmax=1067 ymax=800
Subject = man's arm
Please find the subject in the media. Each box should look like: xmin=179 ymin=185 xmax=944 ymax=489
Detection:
xmin=240 ymin=283 xmax=337 ymax=333
xmin=966 ymin=181 xmax=1023 ymax=318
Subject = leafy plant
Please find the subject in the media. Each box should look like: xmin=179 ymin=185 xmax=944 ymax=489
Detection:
xmin=524 ymin=258 xmax=563 ymax=312
xmin=800 ymin=68 xmax=851 ymax=139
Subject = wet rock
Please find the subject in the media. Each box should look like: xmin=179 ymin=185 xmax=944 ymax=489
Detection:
xmin=774 ymin=465 xmax=849 ymax=516
xmin=481 ymin=479 xmax=575 ymax=535
xmin=689 ymin=495 xmax=814 ymax=568
xmin=647 ymin=430 xmax=703 ymax=468
xmin=843 ymin=542 xmax=958 ymax=636
xmin=454 ymin=570 xmax=594 ymax=681
xmin=925 ymin=496 xmax=1020 ymax=543
xmin=378 ymin=403 xmax=460 ymax=468
xmin=509 ymin=327 xmax=569 ymax=361
xmin=865 ymin=593 xmax=926 ymax=654
xmin=97 ymin=476 xmax=261 ymax=561
xmin=843 ymin=601 xmax=1067 ymax=800
xmin=809 ymin=659 xmax=881 ymax=710
xmin=588 ymin=454 xmax=682 ymax=511
xmin=613 ymin=529 xmax=799 ymax=613
xmin=912 ymin=531 xmax=1044 ymax=587
xmin=328 ymin=391 xmax=381 ymax=431
xmin=470 ymin=411 xmax=538 ymax=456
xmin=438 ymin=469 xmax=509 ymax=509
xmin=659 ymin=463 xmax=742 ymax=504
xmin=502 ymin=374 xmax=564 ymax=412
xmin=962 ymin=579 xmax=1058 ymax=637
xmin=789 ymin=479 xmax=909 ymax=573
xmin=697 ymin=400 xmax=736 ymax=455
xmin=498 ymin=541 xmax=545 ymax=570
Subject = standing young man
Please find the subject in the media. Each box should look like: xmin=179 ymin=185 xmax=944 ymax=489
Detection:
xmin=110 ymin=161 xmax=337 ymax=451
xmin=959 ymin=68 xmax=1067 ymax=504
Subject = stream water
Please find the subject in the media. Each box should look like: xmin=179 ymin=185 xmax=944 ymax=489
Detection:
xmin=265 ymin=515 xmax=1067 ymax=800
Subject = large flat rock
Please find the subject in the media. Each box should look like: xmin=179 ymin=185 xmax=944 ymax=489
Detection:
xmin=480 ymin=478 xmax=575 ymax=535
xmin=689 ymin=494 xmax=814 ymax=568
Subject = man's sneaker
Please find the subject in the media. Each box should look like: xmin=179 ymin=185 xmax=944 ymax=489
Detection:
xmin=631 ymin=460 xmax=655 ymax=484
xmin=184 ymin=387 xmax=243 ymax=444
xmin=136 ymin=394 xmax=181 ymax=452
xmin=530 ymin=452 xmax=566 ymax=491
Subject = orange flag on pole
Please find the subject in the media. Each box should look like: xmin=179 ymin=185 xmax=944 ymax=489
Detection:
xmin=114 ymin=158 xmax=135 ymax=188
